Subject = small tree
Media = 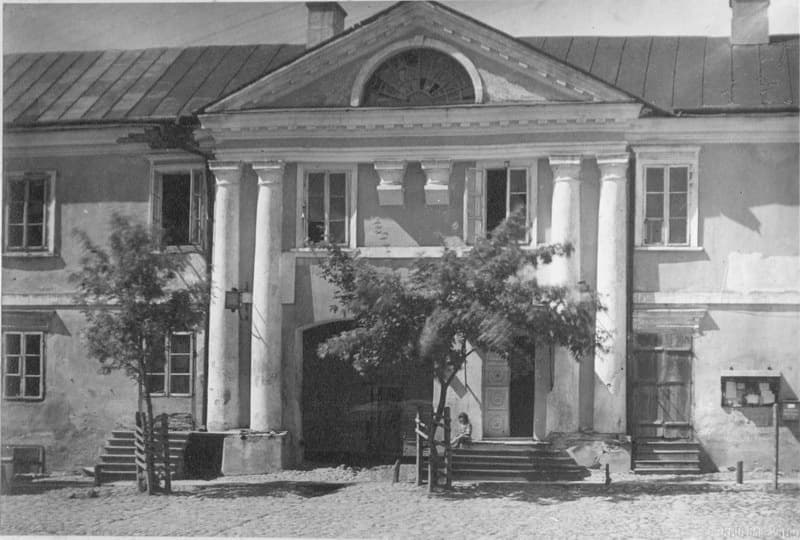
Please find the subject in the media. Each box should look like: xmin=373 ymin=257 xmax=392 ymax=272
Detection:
xmin=317 ymin=212 xmax=603 ymax=480
xmin=71 ymin=214 xmax=208 ymax=494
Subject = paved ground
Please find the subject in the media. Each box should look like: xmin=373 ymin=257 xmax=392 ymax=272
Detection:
xmin=2 ymin=467 xmax=799 ymax=538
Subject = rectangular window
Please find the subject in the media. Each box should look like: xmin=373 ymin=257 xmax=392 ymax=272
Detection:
xmin=485 ymin=167 xmax=528 ymax=239
xmin=633 ymin=146 xmax=699 ymax=249
xmin=146 ymin=332 xmax=193 ymax=396
xmin=152 ymin=169 xmax=206 ymax=248
xmin=3 ymin=332 xmax=44 ymax=400
xmin=644 ymin=166 xmax=689 ymax=246
xmin=303 ymin=171 xmax=349 ymax=245
xmin=4 ymin=171 xmax=55 ymax=254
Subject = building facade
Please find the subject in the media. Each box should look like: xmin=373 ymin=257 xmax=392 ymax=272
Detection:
xmin=3 ymin=1 xmax=799 ymax=473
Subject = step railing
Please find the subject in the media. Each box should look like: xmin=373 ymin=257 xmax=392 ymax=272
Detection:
xmin=414 ymin=407 xmax=452 ymax=491
xmin=134 ymin=412 xmax=172 ymax=494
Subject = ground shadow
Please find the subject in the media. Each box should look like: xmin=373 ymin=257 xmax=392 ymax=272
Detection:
xmin=176 ymin=480 xmax=353 ymax=499
xmin=3 ymin=478 xmax=97 ymax=495
xmin=434 ymin=481 xmax=786 ymax=504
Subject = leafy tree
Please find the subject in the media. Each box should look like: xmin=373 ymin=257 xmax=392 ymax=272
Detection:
xmin=317 ymin=211 xmax=603 ymax=480
xmin=71 ymin=214 xmax=208 ymax=493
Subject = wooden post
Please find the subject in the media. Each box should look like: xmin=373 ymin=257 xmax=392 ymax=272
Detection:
xmin=415 ymin=410 xmax=423 ymax=486
xmin=773 ymin=402 xmax=779 ymax=491
xmin=94 ymin=464 xmax=102 ymax=487
xmin=604 ymin=463 xmax=611 ymax=486
xmin=392 ymin=459 xmax=400 ymax=484
xmin=736 ymin=461 xmax=743 ymax=484
xmin=134 ymin=412 xmax=147 ymax=492
xmin=443 ymin=407 xmax=452 ymax=489
xmin=160 ymin=414 xmax=171 ymax=494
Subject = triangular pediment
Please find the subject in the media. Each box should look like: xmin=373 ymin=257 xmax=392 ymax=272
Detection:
xmin=205 ymin=2 xmax=635 ymax=113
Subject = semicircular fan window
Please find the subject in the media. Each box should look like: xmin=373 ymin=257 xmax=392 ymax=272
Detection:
xmin=362 ymin=48 xmax=476 ymax=107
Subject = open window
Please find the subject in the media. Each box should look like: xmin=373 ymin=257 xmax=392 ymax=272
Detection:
xmin=151 ymin=167 xmax=207 ymax=249
xmin=297 ymin=165 xmax=356 ymax=248
xmin=464 ymin=164 xmax=536 ymax=245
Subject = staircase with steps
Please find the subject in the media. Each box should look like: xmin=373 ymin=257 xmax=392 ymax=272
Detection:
xmin=423 ymin=439 xmax=590 ymax=482
xmin=85 ymin=430 xmax=191 ymax=482
xmin=633 ymin=439 xmax=702 ymax=475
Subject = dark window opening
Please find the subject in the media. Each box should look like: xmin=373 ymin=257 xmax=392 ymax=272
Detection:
xmin=162 ymin=173 xmax=191 ymax=246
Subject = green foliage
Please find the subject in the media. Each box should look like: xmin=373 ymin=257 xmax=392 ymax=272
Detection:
xmin=71 ymin=214 xmax=208 ymax=386
xmin=317 ymin=211 xmax=605 ymax=393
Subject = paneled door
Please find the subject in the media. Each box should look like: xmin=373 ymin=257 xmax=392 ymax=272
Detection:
xmin=630 ymin=333 xmax=693 ymax=439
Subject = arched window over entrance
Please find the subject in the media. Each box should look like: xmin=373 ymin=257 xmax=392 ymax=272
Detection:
xmin=361 ymin=48 xmax=476 ymax=107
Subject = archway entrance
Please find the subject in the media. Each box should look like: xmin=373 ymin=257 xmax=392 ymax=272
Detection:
xmin=301 ymin=321 xmax=431 ymax=463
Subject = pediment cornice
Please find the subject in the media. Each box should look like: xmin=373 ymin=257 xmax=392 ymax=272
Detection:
xmin=206 ymin=2 xmax=635 ymax=113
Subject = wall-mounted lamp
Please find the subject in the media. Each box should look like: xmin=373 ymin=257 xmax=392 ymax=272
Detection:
xmin=225 ymin=285 xmax=252 ymax=314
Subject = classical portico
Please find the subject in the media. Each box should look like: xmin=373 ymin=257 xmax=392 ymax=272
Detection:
xmin=197 ymin=0 xmax=642 ymax=471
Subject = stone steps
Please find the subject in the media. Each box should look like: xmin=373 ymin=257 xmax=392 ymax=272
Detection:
xmin=633 ymin=439 xmax=702 ymax=475
xmin=85 ymin=431 xmax=191 ymax=483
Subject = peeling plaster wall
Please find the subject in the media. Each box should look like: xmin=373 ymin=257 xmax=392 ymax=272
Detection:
xmin=2 ymin=151 xmax=208 ymax=471
xmin=693 ymin=308 xmax=800 ymax=471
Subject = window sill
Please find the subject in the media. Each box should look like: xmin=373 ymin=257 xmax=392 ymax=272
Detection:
xmin=3 ymin=397 xmax=44 ymax=402
xmin=3 ymin=250 xmax=56 ymax=258
xmin=162 ymin=245 xmax=203 ymax=254
xmin=635 ymin=246 xmax=704 ymax=252
xmin=149 ymin=393 xmax=193 ymax=398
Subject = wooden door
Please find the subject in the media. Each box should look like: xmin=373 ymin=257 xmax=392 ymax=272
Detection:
xmin=630 ymin=333 xmax=693 ymax=439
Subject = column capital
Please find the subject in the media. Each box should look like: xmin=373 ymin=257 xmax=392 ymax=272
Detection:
xmin=252 ymin=161 xmax=285 ymax=186
xmin=548 ymin=155 xmax=582 ymax=183
xmin=373 ymin=160 xmax=407 ymax=206
xmin=597 ymin=154 xmax=630 ymax=183
xmin=420 ymin=160 xmax=452 ymax=206
xmin=209 ymin=161 xmax=243 ymax=186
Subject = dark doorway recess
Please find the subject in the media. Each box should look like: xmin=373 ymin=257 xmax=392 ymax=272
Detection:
xmin=509 ymin=367 xmax=535 ymax=437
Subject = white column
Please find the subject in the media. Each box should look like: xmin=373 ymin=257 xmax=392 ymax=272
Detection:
xmin=549 ymin=155 xmax=583 ymax=283
xmin=250 ymin=161 xmax=285 ymax=432
xmin=546 ymin=155 xmax=583 ymax=433
xmin=594 ymin=154 xmax=629 ymax=433
xmin=207 ymin=161 xmax=242 ymax=431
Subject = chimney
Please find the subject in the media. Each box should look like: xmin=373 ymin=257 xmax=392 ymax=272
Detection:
xmin=730 ymin=0 xmax=770 ymax=45
xmin=306 ymin=2 xmax=347 ymax=49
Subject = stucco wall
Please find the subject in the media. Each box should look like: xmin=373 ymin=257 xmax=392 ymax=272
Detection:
xmin=633 ymin=143 xmax=799 ymax=294
xmin=3 ymin=151 xmax=208 ymax=471
xmin=693 ymin=308 xmax=800 ymax=471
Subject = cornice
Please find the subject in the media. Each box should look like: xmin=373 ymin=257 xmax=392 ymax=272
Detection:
xmin=199 ymin=102 xmax=642 ymax=145
xmin=209 ymin=141 xmax=630 ymax=164
xmin=3 ymin=125 xmax=152 ymax=158
xmin=627 ymin=115 xmax=799 ymax=144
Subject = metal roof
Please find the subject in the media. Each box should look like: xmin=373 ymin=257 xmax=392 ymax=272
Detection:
xmin=3 ymin=35 xmax=797 ymax=127
xmin=518 ymin=35 xmax=799 ymax=113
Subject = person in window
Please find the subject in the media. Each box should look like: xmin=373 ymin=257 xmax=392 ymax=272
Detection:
xmin=451 ymin=412 xmax=472 ymax=448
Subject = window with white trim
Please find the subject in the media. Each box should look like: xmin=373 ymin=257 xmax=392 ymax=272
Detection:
xmin=3 ymin=171 xmax=56 ymax=255
xmin=633 ymin=146 xmax=700 ymax=249
xmin=3 ymin=332 xmax=44 ymax=400
xmin=302 ymin=170 xmax=350 ymax=245
xmin=146 ymin=332 xmax=193 ymax=396
xmin=464 ymin=164 xmax=535 ymax=245
xmin=151 ymin=168 xmax=207 ymax=248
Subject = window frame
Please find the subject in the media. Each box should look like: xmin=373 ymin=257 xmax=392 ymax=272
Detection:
xmin=475 ymin=161 xmax=538 ymax=245
xmin=146 ymin=332 xmax=194 ymax=398
xmin=632 ymin=146 xmax=700 ymax=250
xmin=2 ymin=331 xmax=45 ymax=401
xmin=296 ymin=164 xmax=357 ymax=249
xmin=149 ymin=161 xmax=208 ymax=251
xmin=3 ymin=170 xmax=57 ymax=257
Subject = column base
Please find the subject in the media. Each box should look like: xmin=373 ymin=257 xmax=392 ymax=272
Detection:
xmin=221 ymin=431 xmax=290 ymax=475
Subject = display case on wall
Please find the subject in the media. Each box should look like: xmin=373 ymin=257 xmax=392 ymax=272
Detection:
xmin=720 ymin=370 xmax=780 ymax=408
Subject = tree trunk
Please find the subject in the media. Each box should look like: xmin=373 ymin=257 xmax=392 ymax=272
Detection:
xmin=143 ymin=388 xmax=157 ymax=495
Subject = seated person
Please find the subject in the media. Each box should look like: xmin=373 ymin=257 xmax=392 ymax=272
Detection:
xmin=451 ymin=412 xmax=472 ymax=448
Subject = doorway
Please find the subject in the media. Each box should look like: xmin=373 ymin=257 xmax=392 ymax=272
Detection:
xmin=509 ymin=366 xmax=535 ymax=437
xmin=629 ymin=332 xmax=693 ymax=439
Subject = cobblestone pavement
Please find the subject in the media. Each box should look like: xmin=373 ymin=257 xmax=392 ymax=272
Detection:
xmin=2 ymin=467 xmax=799 ymax=539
